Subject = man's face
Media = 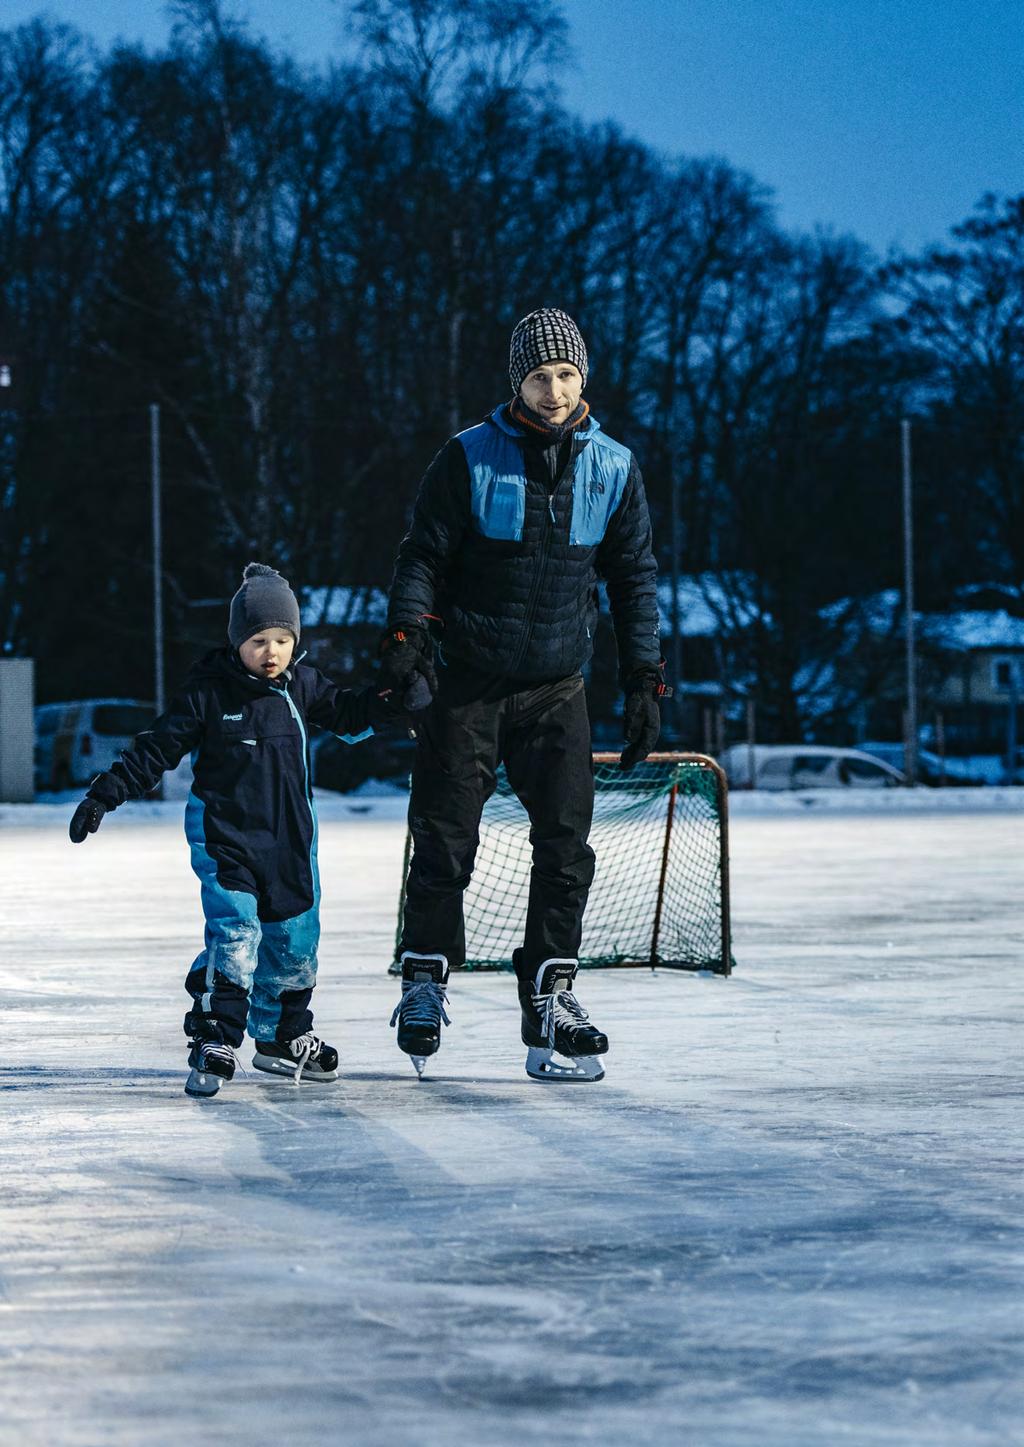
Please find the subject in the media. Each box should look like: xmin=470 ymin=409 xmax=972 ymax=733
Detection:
xmin=238 ymin=631 xmax=295 ymax=680
xmin=519 ymin=362 xmax=583 ymax=425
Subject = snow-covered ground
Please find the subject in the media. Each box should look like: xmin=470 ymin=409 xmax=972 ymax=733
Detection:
xmin=2 ymin=794 xmax=1022 ymax=1446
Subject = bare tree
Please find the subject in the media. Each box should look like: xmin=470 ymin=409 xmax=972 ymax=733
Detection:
xmin=885 ymin=194 xmax=1024 ymax=590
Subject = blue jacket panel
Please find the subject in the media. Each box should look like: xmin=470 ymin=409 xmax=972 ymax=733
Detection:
xmin=389 ymin=407 xmax=660 ymax=683
xmin=459 ymin=407 xmax=633 ymax=547
xmin=86 ymin=648 xmax=382 ymax=921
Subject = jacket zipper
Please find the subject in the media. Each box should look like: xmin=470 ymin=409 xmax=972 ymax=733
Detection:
xmin=507 ymin=440 xmax=576 ymax=677
xmin=281 ymin=685 xmax=314 ymax=808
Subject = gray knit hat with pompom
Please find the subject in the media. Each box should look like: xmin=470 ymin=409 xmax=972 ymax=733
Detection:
xmin=227 ymin=562 xmax=301 ymax=648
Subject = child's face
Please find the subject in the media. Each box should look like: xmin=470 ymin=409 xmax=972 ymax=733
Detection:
xmin=238 ymin=631 xmax=295 ymax=680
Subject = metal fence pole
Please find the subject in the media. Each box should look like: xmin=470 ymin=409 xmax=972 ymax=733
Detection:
xmin=150 ymin=403 xmax=165 ymax=718
xmin=901 ymin=418 xmax=918 ymax=785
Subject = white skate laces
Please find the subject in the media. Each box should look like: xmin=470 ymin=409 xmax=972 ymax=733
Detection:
xmin=198 ymin=1040 xmax=236 ymax=1072
xmin=390 ymin=981 xmax=451 ymax=1032
xmin=284 ymin=1031 xmax=320 ymax=1086
xmin=534 ymin=985 xmax=591 ymax=1049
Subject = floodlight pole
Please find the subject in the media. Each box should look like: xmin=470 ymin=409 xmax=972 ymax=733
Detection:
xmin=670 ymin=465 xmax=682 ymax=733
xmin=901 ymin=418 xmax=917 ymax=786
xmin=150 ymin=403 xmax=165 ymax=717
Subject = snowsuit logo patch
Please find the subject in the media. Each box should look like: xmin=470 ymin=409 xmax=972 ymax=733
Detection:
xmin=222 ymin=712 xmax=243 ymax=721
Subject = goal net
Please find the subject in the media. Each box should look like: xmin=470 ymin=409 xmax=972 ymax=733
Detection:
xmin=393 ymin=752 xmax=732 ymax=974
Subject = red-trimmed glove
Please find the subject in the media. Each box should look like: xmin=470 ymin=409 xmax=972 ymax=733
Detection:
xmin=620 ymin=666 xmax=672 ymax=771
xmin=377 ymin=622 xmax=437 ymax=705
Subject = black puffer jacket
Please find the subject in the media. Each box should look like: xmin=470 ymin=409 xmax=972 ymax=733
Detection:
xmin=388 ymin=408 xmax=660 ymax=684
xmin=86 ymin=648 xmax=387 ymax=920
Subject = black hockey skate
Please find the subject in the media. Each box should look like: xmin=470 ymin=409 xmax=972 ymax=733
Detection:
xmin=253 ymin=1031 xmax=339 ymax=1085
xmin=518 ymin=958 xmax=608 ymax=1083
xmin=390 ymin=952 xmax=450 ymax=1078
xmin=183 ymin=1012 xmax=237 ymax=1097
xmin=185 ymin=1035 xmax=237 ymax=1098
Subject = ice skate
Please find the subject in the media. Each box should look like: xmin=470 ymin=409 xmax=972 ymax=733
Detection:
xmin=390 ymin=952 xmax=450 ymax=1077
xmin=253 ymin=1031 xmax=339 ymax=1085
xmin=519 ymin=958 xmax=608 ymax=1083
xmin=184 ymin=1037 xmax=237 ymax=1097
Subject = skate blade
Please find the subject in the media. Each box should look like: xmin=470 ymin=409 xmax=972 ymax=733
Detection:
xmin=410 ymin=1055 xmax=427 ymax=1079
xmin=252 ymin=1054 xmax=338 ymax=1083
xmin=525 ymin=1047 xmax=605 ymax=1083
xmin=184 ymin=1067 xmax=222 ymax=1097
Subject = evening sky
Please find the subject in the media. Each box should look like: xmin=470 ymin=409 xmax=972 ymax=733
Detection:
xmin=4 ymin=0 xmax=1021 ymax=254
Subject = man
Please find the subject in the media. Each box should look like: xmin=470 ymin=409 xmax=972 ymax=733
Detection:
xmin=379 ymin=308 xmax=666 ymax=1082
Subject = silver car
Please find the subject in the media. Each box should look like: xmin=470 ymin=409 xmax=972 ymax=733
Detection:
xmin=34 ymin=698 xmax=155 ymax=792
xmin=718 ymin=744 xmax=906 ymax=791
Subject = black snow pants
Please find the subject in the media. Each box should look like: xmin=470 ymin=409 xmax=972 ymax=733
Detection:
xmin=399 ymin=664 xmax=596 ymax=980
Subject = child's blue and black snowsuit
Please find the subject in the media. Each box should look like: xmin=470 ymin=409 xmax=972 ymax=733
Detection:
xmin=85 ymin=647 xmax=385 ymax=1048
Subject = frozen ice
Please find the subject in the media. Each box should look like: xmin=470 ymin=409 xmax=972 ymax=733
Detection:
xmin=1 ymin=790 xmax=1022 ymax=1444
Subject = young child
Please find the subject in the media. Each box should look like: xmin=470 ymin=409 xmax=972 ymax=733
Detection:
xmin=69 ymin=562 xmax=421 ymax=1098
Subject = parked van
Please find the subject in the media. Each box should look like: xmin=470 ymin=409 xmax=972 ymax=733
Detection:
xmin=718 ymin=744 xmax=905 ymax=791
xmin=34 ymin=698 xmax=155 ymax=792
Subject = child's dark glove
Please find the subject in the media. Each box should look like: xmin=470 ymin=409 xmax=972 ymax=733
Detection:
xmin=372 ymin=671 xmax=435 ymax=739
xmin=377 ymin=623 xmax=437 ymax=702
xmin=402 ymin=673 xmax=434 ymax=712
xmin=69 ymin=797 xmax=107 ymax=843
xmin=620 ymin=667 xmax=672 ymax=771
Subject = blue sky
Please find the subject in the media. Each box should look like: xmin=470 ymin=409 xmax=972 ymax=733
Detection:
xmin=5 ymin=0 xmax=1021 ymax=254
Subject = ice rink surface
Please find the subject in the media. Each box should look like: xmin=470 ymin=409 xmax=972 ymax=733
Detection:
xmin=2 ymin=792 xmax=1022 ymax=1446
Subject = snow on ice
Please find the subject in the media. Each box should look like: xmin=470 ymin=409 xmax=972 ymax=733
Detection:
xmin=1 ymin=790 xmax=1022 ymax=1445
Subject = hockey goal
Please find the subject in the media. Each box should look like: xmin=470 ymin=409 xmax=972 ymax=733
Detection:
xmin=393 ymin=752 xmax=732 ymax=975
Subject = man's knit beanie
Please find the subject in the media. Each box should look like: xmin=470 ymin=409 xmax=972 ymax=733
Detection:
xmin=228 ymin=562 xmax=301 ymax=648
xmin=509 ymin=308 xmax=588 ymax=395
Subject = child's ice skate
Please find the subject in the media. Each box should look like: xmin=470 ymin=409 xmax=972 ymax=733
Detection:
xmin=185 ymin=1036 xmax=237 ymax=1097
xmin=183 ymin=1014 xmax=238 ymax=1097
xmin=390 ymin=952 xmax=450 ymax=1077
xmin=253 ymin=1031 xmax=339 ymax=1085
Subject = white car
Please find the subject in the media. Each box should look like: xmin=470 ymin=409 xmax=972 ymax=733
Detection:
xmin=718 ymin=744 xmax=905 ymax=791
xmin=34 ymin=698 xmax=156 ymax=791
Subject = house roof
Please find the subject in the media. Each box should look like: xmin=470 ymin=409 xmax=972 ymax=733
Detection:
xmin=821 ymin=589 xmax=1024 ymax=652
xmin=931 ymin=610 xmax=1024 ymax=650
xmin=300 ymin=578 xmax=1024 ymax=652
xmin=301 ymin=586 xmax=388 ymax=628
xmin=655 ymin=573 xmax=766 ymax=637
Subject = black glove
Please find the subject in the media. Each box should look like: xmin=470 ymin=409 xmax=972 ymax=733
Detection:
xmin=375 ymin=669 xmax=434 ymax=723
xmin=378 ymin=623 xmax=437 ymax=702
xmin=620 ymin=668 xmax=671 ymax=771
xmin=402 ymin=672 xmax=434 ymax=712
xmin=69 ymin=797 xmax=107 ymax=843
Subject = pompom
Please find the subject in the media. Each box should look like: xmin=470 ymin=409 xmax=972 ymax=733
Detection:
xmin=242 ymin=561 xmax=278 ymax=580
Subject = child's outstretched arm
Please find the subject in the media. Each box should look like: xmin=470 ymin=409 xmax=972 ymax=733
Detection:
xmin=68 ymin=689 xmax=204 ymax=843
xmin=300 ymin=669 xmax=428 ymax=743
